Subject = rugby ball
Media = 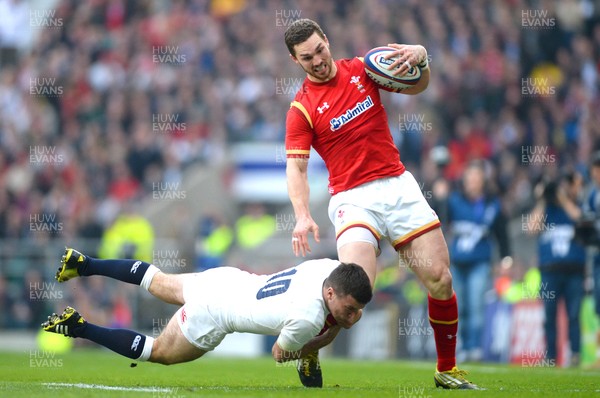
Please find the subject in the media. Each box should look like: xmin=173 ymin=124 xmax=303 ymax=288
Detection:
xmin=363 ymin=46 xmax=421 ymax=92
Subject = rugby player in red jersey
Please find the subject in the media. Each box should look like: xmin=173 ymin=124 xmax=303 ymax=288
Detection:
xmin=284 ymin=18 xmax=480 ymax=390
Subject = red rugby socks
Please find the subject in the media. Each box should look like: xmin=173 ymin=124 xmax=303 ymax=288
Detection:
xmin=428 ymin=292 xmax=458 ymax=372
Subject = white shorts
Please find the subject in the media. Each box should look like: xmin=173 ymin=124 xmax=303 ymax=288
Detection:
xmin=175 ymin=267 xmax=243 ymax=351
xmin=328 ymin=172 xmax=440 ymax=253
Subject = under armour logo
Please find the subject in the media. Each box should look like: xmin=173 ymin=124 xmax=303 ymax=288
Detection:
xmin=130 ymin=261 xmax=141 ymax=274
xmin=317 ymin=102 xmax=329 ymax=114
xmin=131 ymin=335 xmax=141 ymax=351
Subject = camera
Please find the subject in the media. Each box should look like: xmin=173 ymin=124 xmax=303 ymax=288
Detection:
xmin=574 ymin=213 xmax=600 ymax=247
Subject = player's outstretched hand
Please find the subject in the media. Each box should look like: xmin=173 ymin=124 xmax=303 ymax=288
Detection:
xmin=292 ymin=216 xmax=320 ymax=257
xmin=384 ymin=43 xmax=427 ymax=76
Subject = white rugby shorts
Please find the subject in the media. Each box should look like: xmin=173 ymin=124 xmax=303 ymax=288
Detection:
xmin=328 ymin=171 xmax=440 ymax=253
xmin=175 ymin=267 xmax=243 ymax=351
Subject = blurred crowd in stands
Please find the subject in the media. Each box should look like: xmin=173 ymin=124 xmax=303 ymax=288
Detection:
xmin=0 ymin=0 xmax=599 ymax=363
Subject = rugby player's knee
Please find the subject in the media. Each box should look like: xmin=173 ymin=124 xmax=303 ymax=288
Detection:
xmin=151 ymin=352 xmax=180 ymax=366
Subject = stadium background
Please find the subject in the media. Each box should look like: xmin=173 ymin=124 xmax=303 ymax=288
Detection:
xmin=0 ymin=0 xmax=599 ymax=367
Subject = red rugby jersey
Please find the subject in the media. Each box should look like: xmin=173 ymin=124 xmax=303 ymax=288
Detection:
xmin=286 ymin=57 xmax=405 ymax=195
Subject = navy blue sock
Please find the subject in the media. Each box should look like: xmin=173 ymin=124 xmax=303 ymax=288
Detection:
xmin=79 ymin=257 xmax=151 ymax=286
xmin=74 ymin=322 xmax=149 ymax=360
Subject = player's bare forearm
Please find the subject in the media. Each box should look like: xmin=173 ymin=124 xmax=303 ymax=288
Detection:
xmin=286 ymin=157 xmax=320 ymax=255
xmin=272 ymin=326 xmax=341 ymax=363
xmin=286 ymin=158 xmax=311 ymax=219
xmin=401 ymin=66 xmax=429 ymax=95
xmin=299 ymin=325 xmax=341 ymax=355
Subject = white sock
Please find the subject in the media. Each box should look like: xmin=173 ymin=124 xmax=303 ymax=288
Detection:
xmin=140 ymin=265 xmax=160 ymax=291
xmin=136 ymin=336 xmax=154 ymax=361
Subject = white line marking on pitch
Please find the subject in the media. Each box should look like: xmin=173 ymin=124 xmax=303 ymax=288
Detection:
xmin=43 ymin=382 xmax=173 ymax=393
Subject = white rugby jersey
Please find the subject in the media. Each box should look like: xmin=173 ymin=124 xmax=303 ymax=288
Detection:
xmin=207 ymin=258 xmax=340 ymax=352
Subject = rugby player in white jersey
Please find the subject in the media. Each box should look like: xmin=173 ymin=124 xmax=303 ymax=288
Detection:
xmin=42 ymin=248 xmax=372 ymax=386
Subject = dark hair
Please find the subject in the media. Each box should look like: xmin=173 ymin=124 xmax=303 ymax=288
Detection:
xmin=561 ymin=170 xmax=577 ymax=185
xmin=538 ymin=170 xmax=580 ymax=205
xmin=324 ymin=262 xmax=372 ymax=305
xmin=284 ymin=18 xmax=326 ymax=57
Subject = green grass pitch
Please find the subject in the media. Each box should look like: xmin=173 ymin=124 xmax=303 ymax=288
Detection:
xmin=0 ymin=349 xmax=597 ymax=397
